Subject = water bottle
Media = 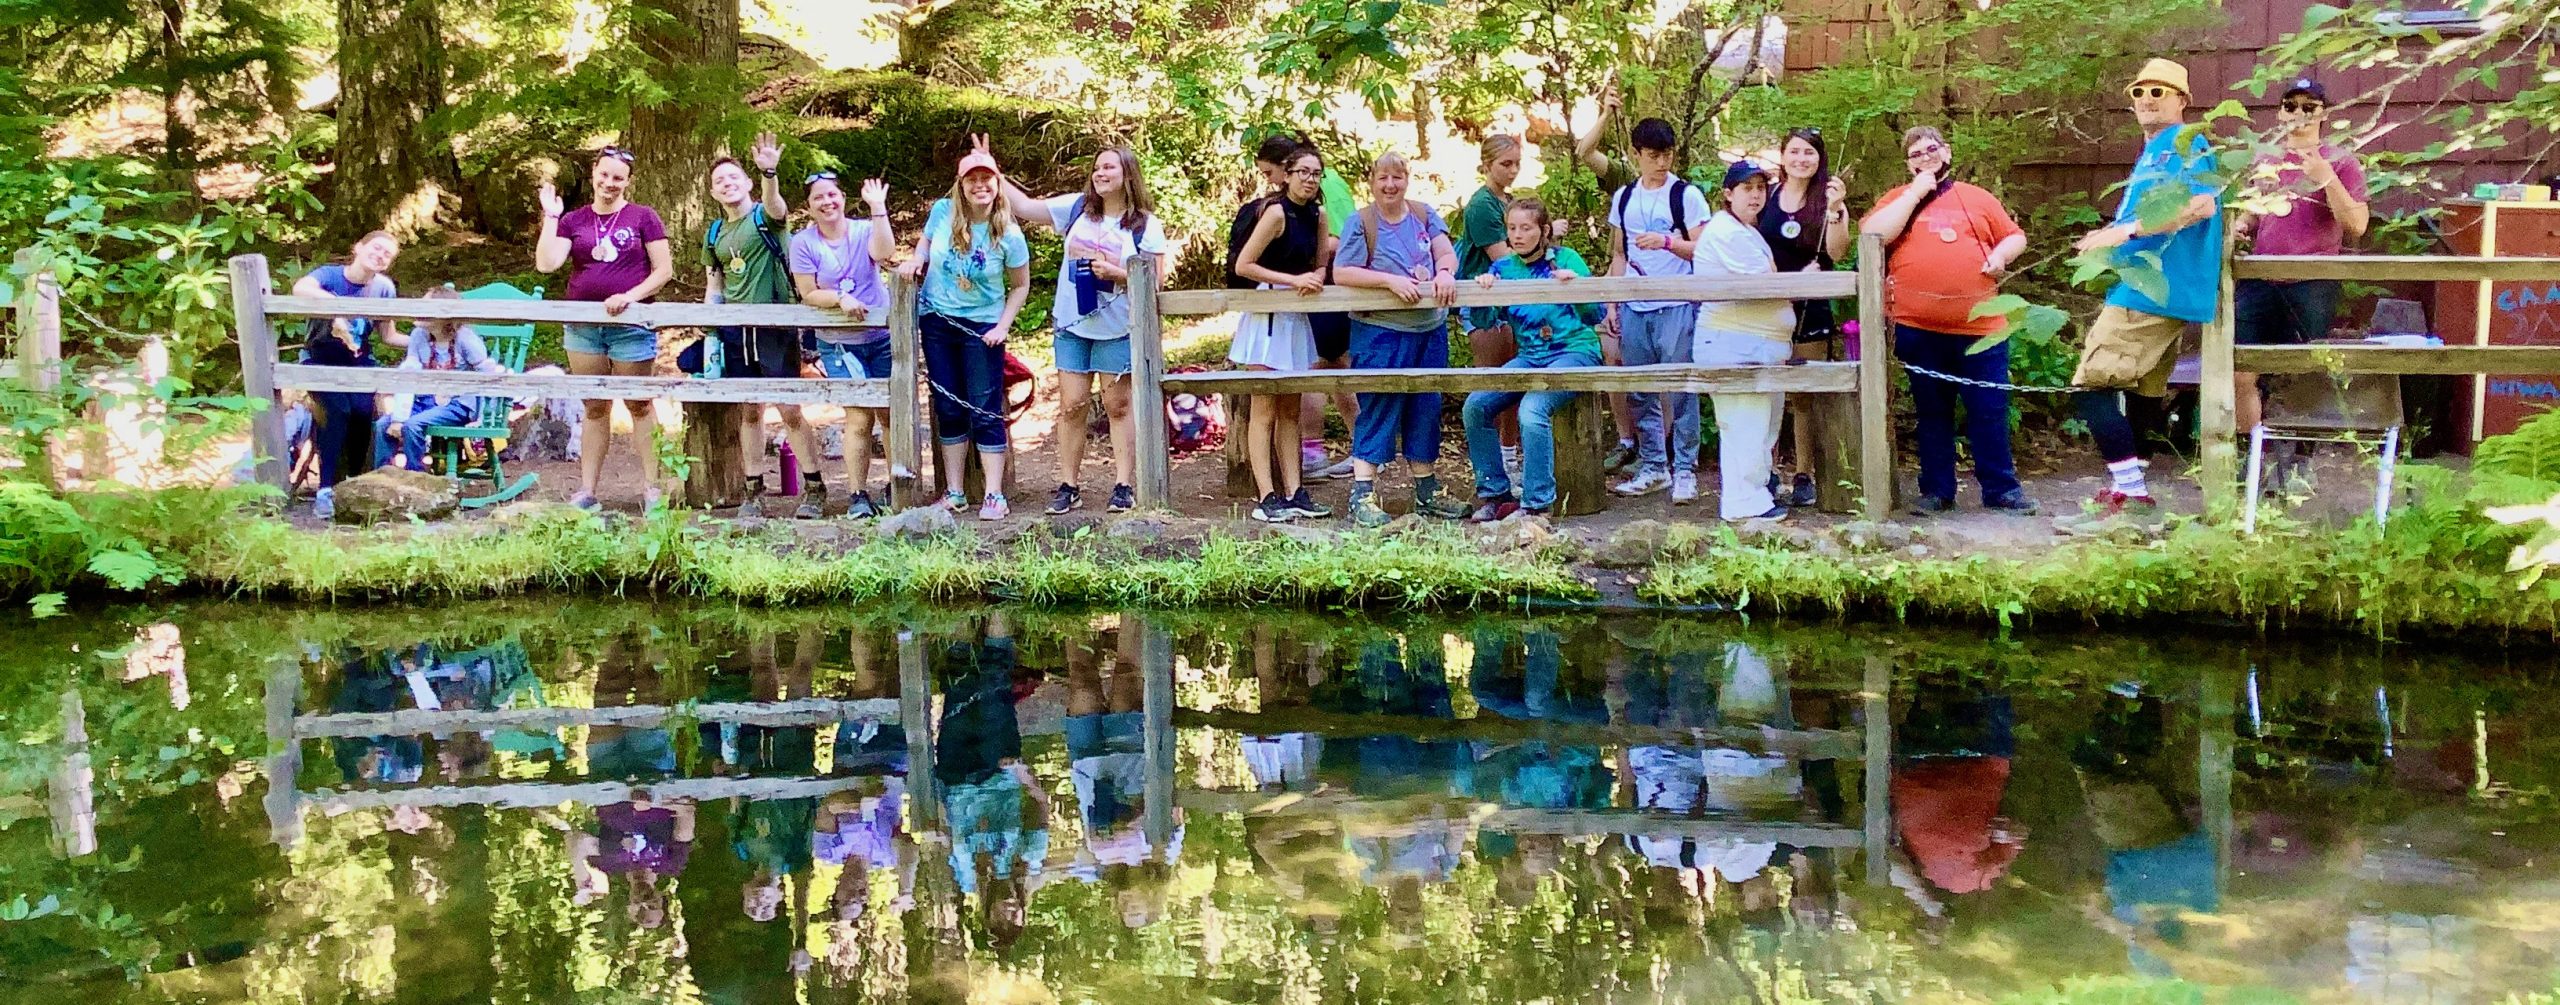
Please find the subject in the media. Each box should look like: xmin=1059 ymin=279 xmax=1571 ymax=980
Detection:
xmin=776 ymin=440 xmax=803 ymax=497
xmin=702 ymin=332 xmax=726 ymax=379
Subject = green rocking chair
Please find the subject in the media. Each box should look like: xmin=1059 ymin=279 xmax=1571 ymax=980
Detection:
xmin=426 ymin=281 xmax=542 ymax=508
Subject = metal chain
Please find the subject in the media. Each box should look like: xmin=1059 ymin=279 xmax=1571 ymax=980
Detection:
xmin=1895 ymin=359 xmax=2089 ymax=395
xmin=922 ymin=371 xmax=1016 ymax=426
xmin=62 ymin=300 xmax=162 ymax=345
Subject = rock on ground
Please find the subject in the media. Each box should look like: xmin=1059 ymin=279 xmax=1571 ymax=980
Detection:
xmin=332 ymin=466 xmax=459 ymax=524
xmin=876 ymin=504 xmax=960 ymax=539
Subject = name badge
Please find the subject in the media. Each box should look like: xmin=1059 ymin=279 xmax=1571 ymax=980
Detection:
xmin=1780 ymin=220 xmax=1802 ymax=240
xmin=1937 ymin=227 xmax=1959 ymax=244
xmin=727 ymin=255 xmax=746 ymax=275
xmin=594 ymin=237 xmax=618 ymax=264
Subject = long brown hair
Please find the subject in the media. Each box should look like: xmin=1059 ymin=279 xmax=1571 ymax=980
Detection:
xmin=942 ymin=174 xmax=1019 ymax=256
xmin=1078 ymin=145 xmax=1155 ymax=234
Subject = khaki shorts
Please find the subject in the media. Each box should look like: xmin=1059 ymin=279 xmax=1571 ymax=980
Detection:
xmin=2071 ymin=305 xmax=2189 ymax=397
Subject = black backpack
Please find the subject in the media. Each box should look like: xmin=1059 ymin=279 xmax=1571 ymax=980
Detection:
xmin=1223 ymin=195 xmax=1271 ymax=290
xmin=1613 ymin=178 xmax=1693 ymax=275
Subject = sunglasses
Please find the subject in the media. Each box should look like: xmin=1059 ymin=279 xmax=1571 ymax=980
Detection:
xmin=598 ymin=146 xmax=636 ymax=163
xmin=1906 ymin=144 xmax=1946 ymax=159
xmin=804 ymin=170 xmax=840 ymax=185
xmin=2280 ymin=100 xmax=2327 ymax=113
xmin=2127 ymin=85 xmax=2181 ymax=100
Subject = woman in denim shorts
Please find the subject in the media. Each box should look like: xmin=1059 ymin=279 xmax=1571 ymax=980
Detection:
xmin=535 ymin=146 xmax=675 ymax=510
xmin=790 ymin=172 xmax=899 ymax=520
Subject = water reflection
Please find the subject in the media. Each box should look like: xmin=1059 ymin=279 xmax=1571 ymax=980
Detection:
xmin=7 ymin=608 xmax=2560 ymax=1001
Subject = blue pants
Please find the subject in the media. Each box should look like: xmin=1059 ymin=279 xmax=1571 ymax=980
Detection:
xmin=1896 ymin=324 xmax=2021 ymax=502
xmin=379 ymin=399 xmax=479 ymax=472
xmin=1463 ymin=351 xmax=1598 ymax=510
xmin=920 ymin=313 xmax=1009 ymax=451
xmin=1348 ymin=320 xmax=1446 ymax=466
xmin=311 ymin=389 xmax=376 ymax=488
xmin=1621 ymin=304 xmax=1699 ymax=474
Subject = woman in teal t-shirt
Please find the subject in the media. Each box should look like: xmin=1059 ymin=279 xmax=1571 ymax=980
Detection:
xmin=1462 ymin=198 xmax=1604 ymax=520
xmin=896 ymin=139 xmax=1031 ymax=521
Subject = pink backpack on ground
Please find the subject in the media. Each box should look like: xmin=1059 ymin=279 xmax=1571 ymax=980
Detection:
xmin=1164 ymin=364 xmax=1226 ymax=456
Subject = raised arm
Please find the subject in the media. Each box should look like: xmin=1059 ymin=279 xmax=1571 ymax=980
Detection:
xmin=1862 ymin=180 xmax=1928 ymax=244
xmin=996 ymin=177 xmax=1053 ymax=231
xmin=534 ymin=181 xmax=571 ymax=273
xmin=1574 ymin=82 xmax=1621 ymax=177
xmin=751 ymin=132 xmax=787 ymax=221
xmin=862 ymin=179 xmax=896 ymax=261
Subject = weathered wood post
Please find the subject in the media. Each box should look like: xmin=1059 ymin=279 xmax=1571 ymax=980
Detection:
xmin=1136 ymin=614 xmax=1175 ymax=853
xmin=896 ymin=628 xmax=939 ymax=832
xmin=1222 ymin=392 xmax=1259 ymax=498
xmin=264 ymin=658 xmax=304 ymax=849
xmin=2198 ymin=219 xmax=2241 ymax=522
xmin=226 ymin=254 xmax=291 ymax=495
xmin=1861 ymin=652 xmax=1891 ymax=887
xmin=1550 ymin=393 xmax=1610 ymax=516
xmin=47 ymin=690 xmax=95 ymax=859
xmin=1854 ymin=233 xmax=1893 ymax=522
xmin=887 ymin=275 xmax=925 ymax=510
xmin=1127 ymin=254 xmax=1172 ymax=509
xmin=2198 ymin=667 xmax=2235 ymax=887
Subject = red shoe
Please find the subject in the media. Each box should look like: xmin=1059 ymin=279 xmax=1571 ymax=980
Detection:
xmin=1468 ymin=498 xmax=1521 ymax=523
xmin=2053 ymin=490 xmax=2163 ymax=536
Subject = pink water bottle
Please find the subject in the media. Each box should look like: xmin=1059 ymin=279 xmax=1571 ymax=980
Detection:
xmin=775 ymin=441 xmax=803 ymax=497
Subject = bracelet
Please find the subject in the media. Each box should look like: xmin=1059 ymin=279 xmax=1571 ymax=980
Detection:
xmin=760 ymin=168 xmax=777 ymax=178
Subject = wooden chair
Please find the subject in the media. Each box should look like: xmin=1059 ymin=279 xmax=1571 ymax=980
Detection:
xmin=423 ymin=281 xmax=541 ymax=508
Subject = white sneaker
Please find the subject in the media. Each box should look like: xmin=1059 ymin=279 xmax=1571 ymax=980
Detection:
xmin=312 ymin=487 xmax=335 ymax=521
xmin=1612 ymin=469 xmax=1672 ymax=497
xmin=1313 ymin=458 xmax=1355 ymax=480
xmin=1670 ymin=471 xmax=1698 ymax=505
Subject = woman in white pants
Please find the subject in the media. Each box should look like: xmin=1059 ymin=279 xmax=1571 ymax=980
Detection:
xmin=1691 ymin=159 xmax=1798 ymax=521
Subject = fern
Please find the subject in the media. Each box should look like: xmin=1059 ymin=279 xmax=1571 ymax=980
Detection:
xmin=2472 ymin=408 xmax=2560 ymax=485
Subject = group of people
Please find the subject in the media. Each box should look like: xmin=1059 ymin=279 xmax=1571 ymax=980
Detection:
xmin=287 ymin=55 xmax=2367 ymax=532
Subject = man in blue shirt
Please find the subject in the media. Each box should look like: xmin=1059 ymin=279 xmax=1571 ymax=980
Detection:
xmin=2056 ymin=58 xmax=2225 ymax=537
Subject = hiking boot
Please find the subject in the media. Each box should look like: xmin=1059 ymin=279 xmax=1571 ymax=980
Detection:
xmin=737 ymin=476 xmax=768 ymax=518
xmin=1107 ymin=484 xmax=1135 ymax=513
xmin=1469 ymin=496 xmax=1521 ymax=523
xmin=1285 ymin=487 xmax=1331 ymax=519
xmin=1045 ymin=483 xmax=1080 ymax=516
xmin=1984 ymin=491 xmax=2041 ymax=516
xmin=2053 ymin=491 xmax=2163 ymax=537
xmin=844 ymin=491 xmax=880 ymax=521
xmin=794 ymin=486 xmax=828 ymax=520
xmin=1349 ymin=493 xmax=1392 ymax=528
xmin=1251 ymin=492 xmax=1296 ymax=523
xmin=1910 ymin=495 xmax=1955 ymax=516
xmin=1613 ymin=468 xmax=1672 ymax=497
xmin=979 ymin=493 xmax=1010 ymax=521
xmin=1414 ymin=491 xmax=1471 ymax=520
xmin=1670 ymin=470 xmax=1699 ymax=506
xmin=1787 ymin=473 xmax=1818 ymax=508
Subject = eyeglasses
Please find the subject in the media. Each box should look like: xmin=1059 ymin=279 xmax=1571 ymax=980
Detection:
xmin=2280 ymin=100 xmax=2326 ymax=113
xmin=1905 ymin=144 xmax=1946 ymax=160
xmin=804 ymin=170 xmax=840 ymax=185
xmin=598 ymin=147 xmax=636 ymax=163
xmin=2127 ymin=85 xmax=2180 ymax=100
xmin=1285 ymin=167 xmax=1322 ymax=179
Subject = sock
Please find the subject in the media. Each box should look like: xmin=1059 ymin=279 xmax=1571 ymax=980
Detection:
xmin=2108 ymin=459 xmax=2149 ymax=497
xmin=1617 ymin=437 xmax=1635 ymax=450
xmin=1351 ymin=478 xmax=1375 ymax=502
xmin=1414 ymin=474 xmax=1443 ymax=502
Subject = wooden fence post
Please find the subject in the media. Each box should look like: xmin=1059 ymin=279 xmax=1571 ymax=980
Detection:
xmin=1854 ymin=233 xmax=1893 ymax=522
xmin=1861 ymin=653 xmax=1891 ymax=887
xmin=2198 ymin=220 xmax=2241 ymax=522
xmin=263 ymin=658 xmax=305 ymax=849
xmin=1128 ymin=255 xmax=1172 ymax=509
xmin=896 ymin=629 xmax=939 ymax=832
xmin=1136 ymin=614 xmax=1176 ymax=853
xmin=887 ymin=275 xmax=925 ymax=510
xmin=226 ymin=254 xmax=291 ymax=495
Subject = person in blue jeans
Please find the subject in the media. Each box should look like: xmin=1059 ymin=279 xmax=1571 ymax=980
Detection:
xmin=790 ymin=172 xmax=899 ymax=520
xmin=1603 ymin=118 xmax=1711 ymax=504
xmin=374 ymin=287 xmax=509 ymax=472
xmin=292 ymin=231 xmax=412 ymax=520
xmin=897 ymin=139 xmax=1032 ymax=521
xmin=1332 ymin=152 xmax=1467 ymax=528
xmin=1462 ymin=198 xmax=1604 ymax=520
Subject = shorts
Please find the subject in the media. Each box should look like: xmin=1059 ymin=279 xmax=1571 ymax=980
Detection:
xmin=1311 ymin=311 xmax=1351 ymax=361
xmin=717 ymin=326 xmax=801 ymax=379
xmin=565 ymin=322 xmax=658 ymax=363
xmin=2071 ymin=305 xmax=2189 ymax=397
xmin=816 ymin=337 xmax=894 ymax=380
xmin=1054 ymin=331 xmax=1133 ymax=376
xmin=2234 ymin=279 xmax=2343 ymax=347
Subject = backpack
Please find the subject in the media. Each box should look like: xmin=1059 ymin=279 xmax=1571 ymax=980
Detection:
xmin=704 ymin=205 xmax=794 ymax=303
xmin=1613 ymin=178 xmax=1693 ymax=275
xmin=1224 ymin=196 xmax=1269 ymax=290
xmin=1163 ymin=364 xmax=1227 ymax=455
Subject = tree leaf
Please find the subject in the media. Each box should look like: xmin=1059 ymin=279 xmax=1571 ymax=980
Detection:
xmin=86 ymin=548 xmax=166 ymax=591
xmin=2300 ymin=3 xmax=2347 ymax=30
xmin=27 ymin=593 xmax=66 ymax=619
xmin=2118 ymin=262 xmax=2171 ymax=304
xmin=1968 ymin=293 xmax=2030 ymax=321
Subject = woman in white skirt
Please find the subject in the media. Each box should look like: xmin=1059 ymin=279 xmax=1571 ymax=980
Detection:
xmin=1691 ymin=159 xmax=1799 ymax=521
xmin=1229 ymin=144 xmax=1337 ymax=523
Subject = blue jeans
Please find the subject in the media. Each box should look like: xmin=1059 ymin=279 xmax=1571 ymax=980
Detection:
xmin=920 ymin=313 xmax=1008 ymax=450
xmin=1348 ymin=320 xmax=1447 ymax=466
xmin=1896 ymin=324 xmax=2021 ymax=503
xmin=1463 ymin=351 xmax=1598 ymax=510
xmin=1620 ymin=303 xmax=1699 ymax=473
xmin=397 ymin=398 xmax=480 ymax=471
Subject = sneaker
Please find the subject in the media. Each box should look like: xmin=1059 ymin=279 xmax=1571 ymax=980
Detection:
xmin=2053 ymin=491 xmax=2163 ymax=537
xmin=1251 ymin=492 xmax=1296 ymax=523
xmin=1285 ymin=487 xmax=1331 ymax=519
xmin=569 ymin=491 xmax=601 ymax=512
xmin=1107 ymin=484 xmax=1135 ymax=513
xmin=1045 ymin=483 xmax=1080 ymax=516
xmin=1349 ymin=493 xmax=1392 ymax=528
xmin=1414 ymin=491 xmax=1472 ymax=520
xmin=1300 ymin=450 xmax=1332 ymax=477
xmin=1312 ymin=457 xmax=1356 ymax=480
xmin=1910 ymin=495 xmax=1954 ymax=516
xmin=941 ymin=488 xmax=968 ymax=511
xmin=844 ymin=491 xmax=880 ymax=520
xmin=1613 ymin=468 xmax=1672 ymax=497
xmin=1738 ymin=505 xmax=1788 ymax=522
xmin=1670 ymin=471 xmax=1699 ymax=506
xmin=794 ymin=487 xmax=828 ymax=520
xmin=1469 ymin=497 xmax=1521 ymax=523
xmin=313 ymin=487 xmax=335 ymax=521
xmin=1605 ymin=442 xmax=1639 ymax=474
xmin=979 ymin=493 xmax=1010 ymax=521
xmin=1787 ymin=473 xmax=1818 ymax=508
xmin=1984 ymin=491 xmax=2041 ymax=516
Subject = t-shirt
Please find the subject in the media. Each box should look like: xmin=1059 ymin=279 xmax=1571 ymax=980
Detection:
xmin=1320 ymin=169 xmax=1357 ymax=238
xmin=2250 ymin=144 xmax=2366 ymax=259
xmin=787 ymin=220 xmax=891 ymax=345
xmin=592 ymin=801 xmax=691 ymax=876
xmin=559 ymin=202 xmax=668 ymax=303
xmin=390 ymin=328 xmax=495 ymax=417
xmin=2107 ymin=127 xmax=2225 ymax=323
xmin=1894 ymin=757 xmax=2020 ymax=895
xmin=299 ymin=264 xmax=397 ymax=365
xmin=700 ymin=205 xmax=792 ymax=306
xmin=1332 ymin=202 xmax=1451 ymax=332
xmin=1689 ymin=212 xmax=1795 ymax=341
xmin=1606 ymin=175 xmax=1712 ymax=312
xmin=919 ymin=198 xmax=1032 ymax=324
xmin=1458 ymin=185 xmax=1513 ymax=331
xmin=1756 ymin=185 xmax=1832 ymax=274
xmin=1046 ymin=193 xmax=1170 ymax=341
xmin=1483 ymin=248 xmax=1604 ymax=362
xmin=1870 ymin=180 xmax=2025 ymax=336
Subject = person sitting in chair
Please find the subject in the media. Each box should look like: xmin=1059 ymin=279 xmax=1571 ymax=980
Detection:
xmin=375 ymin=287 xmax=510 ymax=473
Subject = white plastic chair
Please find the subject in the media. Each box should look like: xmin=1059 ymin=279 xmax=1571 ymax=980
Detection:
xmin=2243 ymin=366 xmax=2404 ymax=531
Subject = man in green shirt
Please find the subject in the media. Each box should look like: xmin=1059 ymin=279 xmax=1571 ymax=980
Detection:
xmin=697 ymin=131 xmax=820 ymax=515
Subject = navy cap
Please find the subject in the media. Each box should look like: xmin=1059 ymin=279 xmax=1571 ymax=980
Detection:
xmin=1721 ymin=158 xmax=1772 ymax=189
xmin=2281 ymin=77 xmax=2330 ymax=104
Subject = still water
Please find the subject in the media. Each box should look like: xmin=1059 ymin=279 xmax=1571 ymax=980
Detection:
xmin=3 ymin=602 xmax=2557 ymax=1004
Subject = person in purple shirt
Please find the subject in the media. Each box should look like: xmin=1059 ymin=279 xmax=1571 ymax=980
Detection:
xmin=568 ymin=792 xmax=696 ymax=930
xmin=789 ymin=173 xmax=898 ymax=520
xmin=2235 ymin=76 xmax=2370 ymax=439
xmin=534 ymin=147 xmax=676 ymax=512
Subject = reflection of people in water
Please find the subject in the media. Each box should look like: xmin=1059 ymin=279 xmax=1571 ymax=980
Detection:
xmin=589 ymin=630 xmax=676 ymax=781
xmin=2072 ymin=684 xmax=2219 ymax=973
xmin=569 ymin=790 xmax=697 ymax=929
xmin=932 ymin=613 xmax=1051 ymax=948
xmin=718 ymin=628 xmax=824 ymax=924
xmin=328 ymin=648 xmax=424 ymax=785
xmin=1241 ymin=621 xmax=1324 ymax=791
xmin=1893 ymin=678 xmax=2025 ymax=898
xmin=1467 ymin=625 xmax=1612 ymax=879
xmin=1315 ymin=632 xmax=1476 ymax=798
xmin=1063 ymin=620 xmax=1184 ymax=921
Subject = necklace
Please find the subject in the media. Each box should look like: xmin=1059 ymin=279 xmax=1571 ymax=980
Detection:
xmin=591 ymin=203 xmax=628 ymax=264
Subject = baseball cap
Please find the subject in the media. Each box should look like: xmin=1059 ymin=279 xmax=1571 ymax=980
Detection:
xmin=1721 ymin=158 xmax=1772 ymax=189
xmin=2128 ymin=57 xmax=2191 ymax=95
xmin=2280 ymin=76 xmax=2330 ymax=104
xmin=956 ymin=149 xmax=1000 ymax=179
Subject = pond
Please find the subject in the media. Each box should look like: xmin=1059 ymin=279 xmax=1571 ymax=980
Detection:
xmin=3 ymin=602 xmax=2557 ymax=1004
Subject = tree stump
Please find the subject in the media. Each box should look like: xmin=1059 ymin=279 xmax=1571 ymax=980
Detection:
xmin=1223 ymin=393 xmax=1259 ymax=498
xmin=1550 ymin=392 xmax=1609 ymax=517
xmin=682 ymin=402 xmax=750 ymax=509
xmin=1808 ymin=391 xmax=1863 ymax=513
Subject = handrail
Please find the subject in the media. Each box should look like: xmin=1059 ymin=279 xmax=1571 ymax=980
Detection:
xmin=1156 ymin=271 xmax=1855 ymax=316
xmin=263 ymin=293 xmax=871 ymax=330
xmin=2232 ymin=254 xmax=2560 ymax=282
xmin=1162 ymin=362 xmax=1858 ymax=395
xmin=2231 ymin=345 xmax=2560 ymax=375
xmin=272 ymin=362 xmax=892 ymax=408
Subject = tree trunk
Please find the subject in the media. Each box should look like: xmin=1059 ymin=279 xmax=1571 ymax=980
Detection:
xmin=329 ymin=0 xmax=461 ymax=243
xmin=681 ymin=401 xmax=752 ymax=509
xmin=155 ymin=0 xmax=197 ymax=190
